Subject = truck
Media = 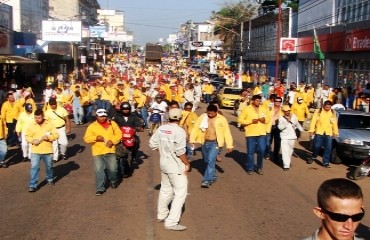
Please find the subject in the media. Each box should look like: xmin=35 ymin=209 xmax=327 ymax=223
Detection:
xmin=145 ymin=44 xmax=162 ymax=66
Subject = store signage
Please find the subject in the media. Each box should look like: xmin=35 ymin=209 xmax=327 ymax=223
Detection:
xmin=280 ymin=38 xmax=297 ymax=53
xmin=345 ymin=30 xmax=370 ymax=51
xmin=42 ymin=20 xmax=82 ymax=42
xmin=192 ymin=42 xmax=203 ymax=47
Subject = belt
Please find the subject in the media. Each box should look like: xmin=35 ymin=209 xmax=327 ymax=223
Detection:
xmin=205 ymin=139 xmax=217 ymax=142
xmin=56 ymin=125 xmax=65 ymax=129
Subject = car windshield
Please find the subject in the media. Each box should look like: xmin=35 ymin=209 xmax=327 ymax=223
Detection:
xmin=223 ymin=88 xmax=241 ymax=95
xmin=338 ymin=115 xmax=370 ymax=130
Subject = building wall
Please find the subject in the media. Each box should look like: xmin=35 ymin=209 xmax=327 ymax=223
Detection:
xmin=298 ymin=0 xmax=334 ymax=32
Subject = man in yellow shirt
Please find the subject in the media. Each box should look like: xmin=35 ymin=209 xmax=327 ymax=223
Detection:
xmin=189 ymin=104 xmax=233 ymax=188
xmin=291 ymin=97 xmax=310 ymax=126
xmin=1 ymin=92 xmax=21 ymax=147
xmin=201 ymin=81 xmax=214 ymax=103
xmin=26 ymin=109 xmax=59 ymax=192
xmin=45 ymin=98 xmax=71 ymax=162
xmin=83 ymin=108 xmax=122 ymax=196
xmin=238 ymin=95 xmax=269 ymax=174
xmin=307 ymin=100 xmax=339 ymax=167
xmin=16 ymin=103 xmax=35 ymax=162
xmin=180 ymin=102 xmax=198 ymax=158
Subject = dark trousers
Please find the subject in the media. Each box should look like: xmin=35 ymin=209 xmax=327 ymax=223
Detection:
xmin=6 ymin=120 xmax=18 ymax=146
xmin=271 ymin=126 xmax=281 ymax=162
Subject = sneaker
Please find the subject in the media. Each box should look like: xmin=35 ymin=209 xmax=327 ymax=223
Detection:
xmin=0 ymin=162 xmax=7 ymax=168
xmin=53 ymin=159 xmax=59 ymax=163
xmin=247 ymin=171 xmax=253 ymax=175
xmin=28 ymin=187 xmax=37 ymax=192
xmin=95 ymin=190 xmax=104 ymax=196
xmin=157 ymin=218 xmax=165 ymax=223
xmin=306 ymin=157 xmax=314 ymax=164
xmin=110 ymin=182 xmax=118 ymax=189
xmin=23 ymin=157 xmax=29 ymax=162
xmin=255 ymin=168 xmax=264 ymax=175
xmin=322 ymin=163 xmax=331 ymax=168
xmin=47 ymin=181 xmax=55 ymax=186
xmin=283 ymin=168 xmax=289 ymax=171
xmin=61 ymin=154 xmax=67 ymax=161
xmin=201 ymin=182 xmax=210 ymax=188
xmin=165 ymin=224 xmax=187 ymax=231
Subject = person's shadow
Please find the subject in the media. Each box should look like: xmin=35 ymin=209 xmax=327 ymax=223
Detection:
xmin=67 ymin=144 xmax=85 ymax=158
xmin=38 ymin=161 xmax=80 ymax=187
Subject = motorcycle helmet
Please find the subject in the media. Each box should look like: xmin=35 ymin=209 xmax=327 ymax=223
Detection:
xmin=120 ymin=102 xmax=131 ymax=111
xmin=25 ymin=103 xmax=33 ymax=112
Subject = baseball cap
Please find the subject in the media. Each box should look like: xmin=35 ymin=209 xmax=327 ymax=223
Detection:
xmin=49 ymin=98 xmax=57 ymax=105
xmin=168 ymin=108 xmax=182 ymax=120
xmin=281 ymin=105 xmax=291 ymax=112
xmin=96 ymin=109 xmax=107 ymax=117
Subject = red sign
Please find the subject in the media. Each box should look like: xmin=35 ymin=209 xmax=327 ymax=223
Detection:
xmin=345 ymin=30 xmax=370 ymax=51
xmin=280 ymin=38 xmax=297 ymax=53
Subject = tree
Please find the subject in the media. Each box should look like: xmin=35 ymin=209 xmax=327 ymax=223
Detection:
xmin=211 ymin=1 xmax=259 ymax=55
xmin=259 ymin=0 xmax=299 ymax=12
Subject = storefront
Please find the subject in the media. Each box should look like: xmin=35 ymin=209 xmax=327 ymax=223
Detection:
xmin=297 ymin=27 xmax=370 ymax=89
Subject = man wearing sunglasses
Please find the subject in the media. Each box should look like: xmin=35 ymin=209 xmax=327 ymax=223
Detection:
xmin=303 ymin=178 xmax=364 ymax=240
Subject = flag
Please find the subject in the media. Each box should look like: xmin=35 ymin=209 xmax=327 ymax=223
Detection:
xmin=313 ymin=28 xmax=325 ymax=61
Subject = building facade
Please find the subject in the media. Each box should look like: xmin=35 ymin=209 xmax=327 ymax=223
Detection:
xmin=297 ymin=0 xmax=370 ymax=89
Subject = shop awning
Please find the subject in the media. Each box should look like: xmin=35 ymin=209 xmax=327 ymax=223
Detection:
xmin=0 ymin=55 xmax=40 ymax=64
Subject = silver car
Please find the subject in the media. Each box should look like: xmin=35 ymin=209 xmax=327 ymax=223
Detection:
xmin=331 ymin=110 xmax=370 ymax=164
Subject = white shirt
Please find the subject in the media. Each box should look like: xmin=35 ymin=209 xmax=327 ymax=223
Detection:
xmin=150 ymin=101 xmax=168 ymax=112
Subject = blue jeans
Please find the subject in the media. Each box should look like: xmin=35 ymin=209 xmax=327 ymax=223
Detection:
xmin=140 ymin=107 xmax=148 ymax=127
xmin=84 ymin=104 xmax=94 ymax=123
xmin=93 ymin=153 xmax=118 ymax=191
xmin=204 ymin=94 xmax=211 ymax=103
xmin=201 ymin=141 xmax=219 ymax=183
xmin=312 ymin=134 xmax=333 ymax=165
xmin=73 ymin=105 xmax=84 ymax=123
xmin=29 ymin=153 xmax=53 ymax=188
xmin=246 ymin=136 xmax=266 ymax=171
xmin=0 ymin=139 xmax=7 ymax=162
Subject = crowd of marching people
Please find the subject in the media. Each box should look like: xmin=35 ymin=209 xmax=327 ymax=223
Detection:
xmin=0 ymin=52 xmax=369 ymax=194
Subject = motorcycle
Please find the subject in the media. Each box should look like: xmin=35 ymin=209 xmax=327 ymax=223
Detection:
xmin=116 ymin=126 xmax=138 ymax=178
xmin=352 ymin=157 xmax=370 ymax=180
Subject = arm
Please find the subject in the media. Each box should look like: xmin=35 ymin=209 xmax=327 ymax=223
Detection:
xmin=308 ymin=110 xmax=319 ymax=134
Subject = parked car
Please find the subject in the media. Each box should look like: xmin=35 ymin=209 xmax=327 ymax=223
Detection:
xmin=331 ymin=109 xmax=370 ymax=164
xmin=216 ymin=87 xmax=242 ymax=108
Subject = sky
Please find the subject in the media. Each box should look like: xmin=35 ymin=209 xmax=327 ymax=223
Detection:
xmin=97 ymin=0 xmax=226 ymax=46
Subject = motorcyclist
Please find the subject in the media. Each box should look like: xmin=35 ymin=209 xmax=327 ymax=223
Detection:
xmin=111 ymin=102 xmax=143 ymax=177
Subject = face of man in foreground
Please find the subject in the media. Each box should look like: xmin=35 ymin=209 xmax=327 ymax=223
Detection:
xmin=314 ymin=196 xmax=363 ymax=240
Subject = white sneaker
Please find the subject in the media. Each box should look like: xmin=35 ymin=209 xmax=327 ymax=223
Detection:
xmin=165 ymin=224 xmax=187 ymax=231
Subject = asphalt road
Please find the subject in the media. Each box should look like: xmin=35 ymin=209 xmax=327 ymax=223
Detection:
xmin=1 ymin=105 xmax=370 ymax=240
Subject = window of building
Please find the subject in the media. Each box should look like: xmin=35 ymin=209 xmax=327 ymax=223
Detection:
xmin=335 ymin=60 xmax=370 ymax=89
xmin=302 ymin=60 xmax=324 ymax=86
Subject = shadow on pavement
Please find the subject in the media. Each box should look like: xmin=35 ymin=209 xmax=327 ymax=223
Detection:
xmin=68 ymin=144 xmax=85 ymax=157
xmin=39 ymin=161 xmax=80 ymax=188
xmin=228 ymin=150 xmax=246 ymax=171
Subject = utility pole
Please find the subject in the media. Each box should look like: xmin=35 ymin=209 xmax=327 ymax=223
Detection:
xmin=187 ymin=20 xmax=192 ymax=59
xmin=275 ymin=0 xmax=282 ymax=82
xmin=238 ymin=21 xmax=244 ymax=88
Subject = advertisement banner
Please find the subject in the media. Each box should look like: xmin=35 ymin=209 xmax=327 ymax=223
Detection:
xmin=104 ymin=31 xmax=131 ymax=42
xmin=42 ymin=20 xmax=82 ymax=42
xmin=345 ymin=29 xmax=370 ymax=52
xmin=89 ymin=26 xmax=108 ymax=38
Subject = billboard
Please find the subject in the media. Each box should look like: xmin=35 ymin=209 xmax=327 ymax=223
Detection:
xmin=42 ymin=20 xmax=82 ymax=42
xmin=104 ymin=31 xmax=133 ymax=42
xmin=89 ymin=26 xmax=108 ymax=38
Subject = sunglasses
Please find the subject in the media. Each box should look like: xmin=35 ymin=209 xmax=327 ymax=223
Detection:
xmin=321 ymin=207 xmax=365 ymax=222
